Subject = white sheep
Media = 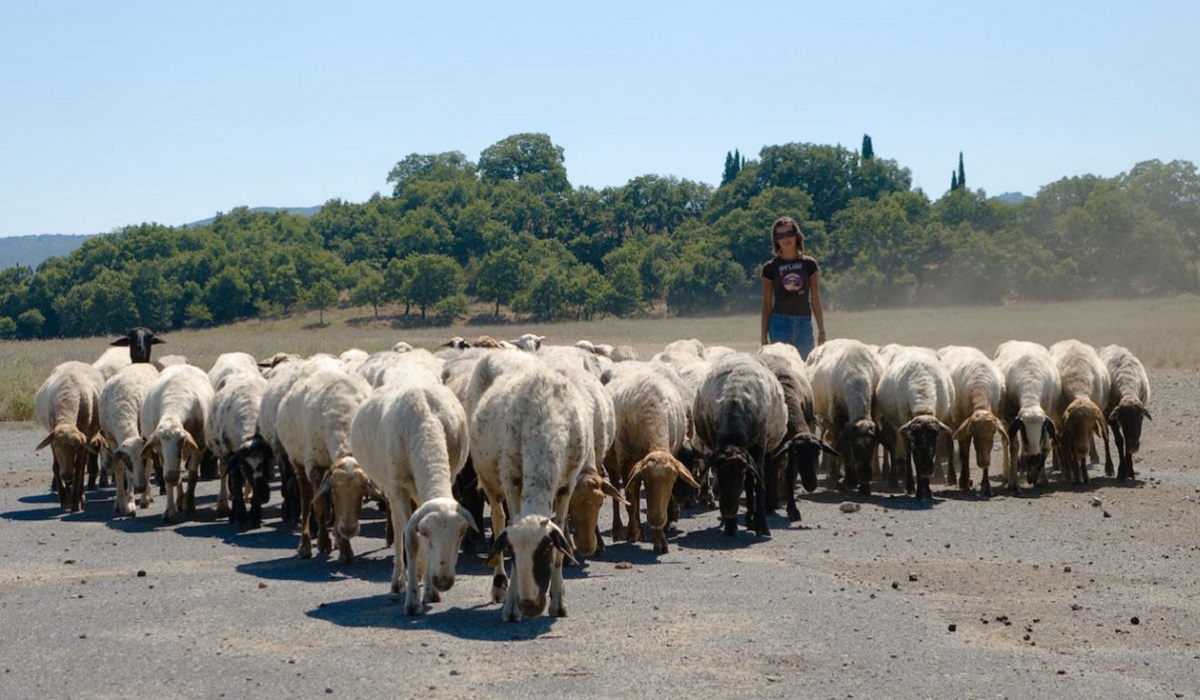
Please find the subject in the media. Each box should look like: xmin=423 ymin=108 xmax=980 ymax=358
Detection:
xmin=34 ymin=361 xmax=105 ymax=512
xmin=1097 ymin=344 xmax=1151 ymax=482
xmin=98 ymin=363 xmax=160 ymax=516
xmin=557 ymin=365 xmax=623 ymax=558
xmin=510 ymin=333 xmax=546 ymax=352
xmin=603 ymin=369 xmax=696 ymax=553
xmin=350 ymin=374 xmax=476 ymax=615
xmin=353 ymin=349 xmax=442 ymax=389
xmin=472 ymin=365 xmax=591 ymax=621
xmin=139 ymin=364 xmax=214 ymax=523
xmin=275 ymin=367 xmax=373 ymax=563
xmin=207 ymin=352 xmax=261 ymax=393
xmin=994 ymin=340 xmax=1061 ymax=493
xmin=1049 ymin=340 xmax=1111 ymax=484
xmin=808 ymin=338 xmax=884 ymax=494
xmin=92 ymin=346 xmax=133 ymax=380
xmin=257 ymin=354 xmax=343 ymax=524
xmin=937 ymin=345 xmax=1010 ymax=497
xmin=460 ymin=350 xmax=542 ymax=420
xmin=205 ymin=371 xmax=271 ymax=527
xmin=693 ymin=353 xmax=787 ymax=537
xmin=874 ymin=347 xmax=955 ymax=500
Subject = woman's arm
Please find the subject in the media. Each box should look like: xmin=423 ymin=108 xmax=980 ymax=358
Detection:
xmin=810 ymin=271 xmax=826 ymax=345
xmin=760 ymin=278 xmax=773 ymax=344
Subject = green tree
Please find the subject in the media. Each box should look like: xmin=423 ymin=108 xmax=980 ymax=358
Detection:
xmin=0 ymin=316 xmax=15 ymax=340
xmin=479 ymin=133 xmax=570 ymax=193
xmin=305 ymin=279 xmax=339 ymax=325
xmin=16 ymin=309 xmax=44 ymax=339
xmin=405 ymin=254 xmax=465 ymax=319
xmin=958 ymin=152 xmax=966 ymax=190
xmin=386 ymin=151 xmax=477 ymax=197
xmin=602 ymin=263 xmax=643 ymax=316
xmin=349 ymin=262 xmax=386 ymax=318
xmin=476 ymin=247 xmax=532 ymax=316
xmin=861 ymin=134 xmax=874 ymax=160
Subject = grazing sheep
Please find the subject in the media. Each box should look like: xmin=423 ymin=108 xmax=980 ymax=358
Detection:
xmin=693 ymin=353 xmax=787 ymax=537
xmin=110 ymin=327 xmax=165 ymax=364
xmin=140 ymin=364 xmax=214 ymax=523
xmin=472 ymin=366 xmax=590 ymax=621
xmin=557 ymin=365 xmax=623 ymax=558
xmin=1097 ymin=345 xmax=1151 ymax=482
xmin=207 ymin=352 xmax=262 ymax=393
xmin=34 ymin=361 xmax=105 ymax=512
xmin=938 ymin=345 xmax=1010 ymax=497
xmin=758 ymin=344 xmax=835 ymax=520
xmin=610 ymin=345 xmax=640 ymax=362
xmin=1049 ymin=340 xmax=1111 ymax=485
xmin=874 ymin=347 xmax=955 ymax=500
xmin=257 ymin=354 xmax=343 ymax=524
xmin=276 ymin=367 xmax=373 ymax=563
xmin=994 ymin=341 xmax=1061 ymax=493
xmin=510 ymin=333 xmax=546 ymax=352
xmin=98 ymin=364 xmax=160 ymax=516
xmin=808 ymin=339 xmax=884 ymax=495
xmin=351 ymin=374 xmax=476 ymax=615
xmin=205 ymin=371 xmax=271 ymax=527
xmin=353 ymin=349 xmax=443 ymax=389
xmin=604 ymin=369 xmax=696 ymax=553
xmin=92 ymin=347 xmax=133 ymax=380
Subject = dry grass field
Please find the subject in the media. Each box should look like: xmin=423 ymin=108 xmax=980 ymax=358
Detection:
xmin=3 ymin=294 xmax=1198 ymax=421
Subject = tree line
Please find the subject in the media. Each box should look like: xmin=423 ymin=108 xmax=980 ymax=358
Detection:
xmin=1 ymin=132 xmax=1197 ymax=340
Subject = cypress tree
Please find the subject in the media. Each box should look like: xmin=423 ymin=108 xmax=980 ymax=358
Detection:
xmin=951 ymin=171 xmax=958 ymax=191
xmin=958 ymin=152 xmax=966 ymax=190
xmin=861 ymin=134 xmax=874 ymax=160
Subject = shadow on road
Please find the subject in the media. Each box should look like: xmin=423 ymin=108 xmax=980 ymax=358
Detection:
xmin=308 ymin=593 xmax=562 ymax=640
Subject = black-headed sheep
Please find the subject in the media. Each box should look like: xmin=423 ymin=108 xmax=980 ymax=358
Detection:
xmin=1097 ymin=344 xmax=1151 ymax=482
xmin=693 ymin=353 xmax=787 ymax=537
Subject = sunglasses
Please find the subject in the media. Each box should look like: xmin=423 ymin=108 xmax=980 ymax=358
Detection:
xmin=773 ymin=230 xmax=798 ymax=240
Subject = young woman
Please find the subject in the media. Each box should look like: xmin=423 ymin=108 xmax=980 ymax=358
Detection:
xmin=760 ymin=215 xmax=825 ymax=358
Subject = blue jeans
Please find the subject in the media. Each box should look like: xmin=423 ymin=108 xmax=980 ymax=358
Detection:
xmin=769 ymin=313 xmax=814 ymax=359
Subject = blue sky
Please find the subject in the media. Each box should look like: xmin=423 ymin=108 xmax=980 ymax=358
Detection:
xmin=2 ymin=1 xmax=1196 ymax=237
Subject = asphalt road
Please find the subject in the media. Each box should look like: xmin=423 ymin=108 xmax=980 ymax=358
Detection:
xmin=1 ymin=370 xmax=1198 ymax=700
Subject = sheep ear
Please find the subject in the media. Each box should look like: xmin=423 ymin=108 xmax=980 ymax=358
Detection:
xmin=456 ymin=504 xmax=480 ymax=534
xmin=35 ymin=434 xmax=54 ymax=451
xmin=181 ymin=433 xmax=199 ymax=457
xmin=484 ymin=530 xmax=509 ymax=569
xmin=1043 ymin=419 xmax=1057 ymax=442
xmin=1007 ymin=418 xmax=1022 ymax=440
xmin=313 ymin=473 xmax=333 ymax=503
xmin=818 ymin=439 xmax=841 ymax=458
xmin=989 ymin=416 xmax=1011 ymax=449
xmin=140 ymin=436 xmax=160 ymax=461
xmin=549 ymin=525 xmax=577 ymax=565
xmin=770 ymin=438 xmax=793 ymax=462
xmin=111 ymin=337 xmax=132 ymax=347
xmin=625 ymin=458 xmax=649 ymax=500
xmin=672 ymin=459 xmax=702 ymax=490
xmin=937 ymin=421 xmax=953 ymax=436
xmin=600 ymin=478 xmax=630 ymax=506
xmin=151 ymin=337 xmax=166 ymax=345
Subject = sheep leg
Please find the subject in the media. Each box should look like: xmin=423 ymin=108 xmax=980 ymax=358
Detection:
xmin=215 ymin=458 xmax=231 ymax=518
xmin=548 ymin=501 xmax=570 ymax=618
xmin=404 ymin=513 xmax=428 ymax=615
xmin=114 ymin=455 xmax=134 ymax=517
xmin=86 ymin=450 xmax=99 ymax=491
xmin=609 ymin=494 xmax=627 ymax=543
xmin=625 ymin=488 xmax=642 ymax=544
xmin=162 ymin=462 xmax=181 ymax=524
xmin=764 ymin=453 xmax=779 ymax=516
xmin=295 ymin=462 xmax=314 ymax=558
xmin=1107 ymin=420 xmax=1122 ymax=479
xmin=957 ymin=438 xmax=972 ymax=491
xmin=486 ymin=491 xmax=508 ymax=604
xmin=747 ymin=463 xmax=770 ymax=537
xmin=310 ymin=472 xmax=332 ymax=556
xmin=69 ymin=451 xmax=87 ymax=512
xmin=785 ymin=456 xmax=801 ymax=522
xmin=183 ymin=456 xmax=199 ymax=518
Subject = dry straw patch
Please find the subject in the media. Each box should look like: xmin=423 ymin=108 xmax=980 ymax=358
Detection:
xmin=2 ymin=295 xmax=1196 ymax=422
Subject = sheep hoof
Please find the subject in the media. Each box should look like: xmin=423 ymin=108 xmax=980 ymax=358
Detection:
xmin=404 ymin=600 xmax=424 ymax=616
xmin=787 ymin=506 xmax=802 ymax=522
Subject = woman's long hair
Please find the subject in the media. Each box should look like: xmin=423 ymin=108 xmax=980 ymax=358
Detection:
xmin=771 ymin=216 xmax=806 ymax=255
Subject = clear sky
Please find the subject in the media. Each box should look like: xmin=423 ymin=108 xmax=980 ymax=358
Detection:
xmin=2 ymin=1 xmax=1196 ymax=237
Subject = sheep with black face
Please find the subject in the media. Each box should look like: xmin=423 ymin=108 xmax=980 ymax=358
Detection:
xmin=693 ymin=353 xmax=787 ymax=537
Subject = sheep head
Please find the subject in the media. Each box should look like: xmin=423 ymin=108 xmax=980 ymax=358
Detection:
xmin=627 ymin=450 xmax=699 ymax=554
xmin=315 ymin=456 xmax=370 ymax=564
xmin=899 ymin=415 xmax=953 ymax=478
xmin=110 ymin=327 xmax=165 ymax=364
xmin=709 ymin=445 xmax=757 ymax=529
xmin=568 ymin=470 xmax=627 ymax=556
xmin=1108 ymin=398 xmax=1150 ymax=455
xmin=404 ymin=497 xmax=478 ymax=601
xmin=486 ymin=515 xmax=575 ymax=619
xmin=772 ymin=433 xmax=838 ymax=493
xmin=1008 ymin=411 xmax=1056 ymax=486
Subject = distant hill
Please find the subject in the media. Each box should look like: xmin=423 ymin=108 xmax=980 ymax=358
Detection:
xmin=0 ymin=234 xmax=97 ymax=270
xmin=0 ymin=206 xmax=323 ymax=270
xmin=181 ymin=205 xmax=323 ymax=228
xmin=993 ymin=191 xmax=1030 ymax=204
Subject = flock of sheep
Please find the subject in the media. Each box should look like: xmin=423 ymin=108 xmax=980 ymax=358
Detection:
xmin=31 ymin=327 xmax=1151 ymax=622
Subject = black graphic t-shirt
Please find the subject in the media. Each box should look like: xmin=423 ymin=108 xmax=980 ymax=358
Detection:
xmin=762 ymin=255 xmax=818 ymax=317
